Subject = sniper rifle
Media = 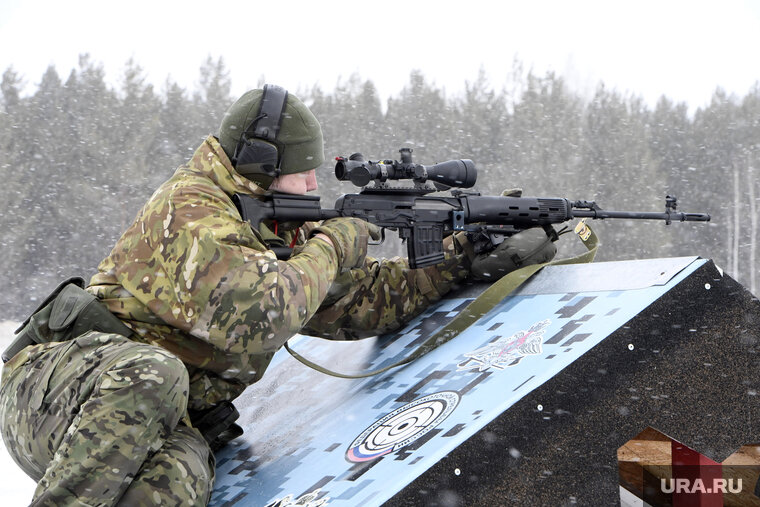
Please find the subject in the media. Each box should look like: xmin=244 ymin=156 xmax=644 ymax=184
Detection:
xmin=233 ymin=148 xmax=711 ymax=268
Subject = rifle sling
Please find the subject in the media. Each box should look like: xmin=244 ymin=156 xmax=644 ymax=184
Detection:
xmin=284 ymin=223 xmax=599 ymax=379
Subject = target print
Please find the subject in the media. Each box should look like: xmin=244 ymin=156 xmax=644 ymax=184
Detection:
xmin=346 ymin=391 xmax=460 ymax=463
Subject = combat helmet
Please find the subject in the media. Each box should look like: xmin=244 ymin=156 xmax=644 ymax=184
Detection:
xmin=217 ymin=85 xmax=324 ymax=188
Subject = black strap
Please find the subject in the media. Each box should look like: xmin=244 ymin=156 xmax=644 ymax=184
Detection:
xmin=251 ymin=84 xmax=288 ymax=141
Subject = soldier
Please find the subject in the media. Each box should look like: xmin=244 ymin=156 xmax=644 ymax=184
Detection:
xmin=0 ymin=85 xmax=557 ymax=505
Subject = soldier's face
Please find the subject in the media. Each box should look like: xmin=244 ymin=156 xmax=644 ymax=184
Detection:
xmin=269 ymin=169 xmax=318 ymax=194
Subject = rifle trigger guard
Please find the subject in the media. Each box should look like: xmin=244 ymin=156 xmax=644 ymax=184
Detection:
xmin=369 ymin=227 xmax=385 ymax=246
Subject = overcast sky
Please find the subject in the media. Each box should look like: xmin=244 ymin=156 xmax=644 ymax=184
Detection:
xmin=1 ymin=0 xmax=759 ymax=113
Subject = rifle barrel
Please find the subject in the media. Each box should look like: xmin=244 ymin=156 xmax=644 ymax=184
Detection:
xmin=571 ymin=209 xmax=711 ymax=222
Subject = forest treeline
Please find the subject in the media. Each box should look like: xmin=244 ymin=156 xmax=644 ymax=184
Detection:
xmin=1 ymin=55 xmax=758 ymax=320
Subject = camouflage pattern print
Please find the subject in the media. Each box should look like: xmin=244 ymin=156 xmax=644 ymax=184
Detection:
xmin=0 ymin=134 xmax=494 ymax=506
xmin=87 ymin=136 xmax=471 ymax=410
xmin=0 ymin=332 xmax=214 ymax=506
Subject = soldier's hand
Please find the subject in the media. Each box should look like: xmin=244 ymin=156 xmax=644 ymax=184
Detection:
xmin=501 ymin=187 xmax=523 ymax=197
xmin=470 ymin=227 xmax=557 ymax=281
xmin=310 ymin=218 xmax=381 ymax=271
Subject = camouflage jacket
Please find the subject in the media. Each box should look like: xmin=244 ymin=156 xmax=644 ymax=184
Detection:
xmin=88 ymin=136 xmax=470 ymax=409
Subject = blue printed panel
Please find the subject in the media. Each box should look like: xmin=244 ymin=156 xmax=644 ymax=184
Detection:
xmin=211 ymin=259 xmax=705 ymax=506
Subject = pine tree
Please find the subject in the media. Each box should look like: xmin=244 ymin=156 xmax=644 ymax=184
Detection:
xmin=692 ymin=89 xmax=742 ymax=278
xmin=507 ymin=71 xmax=584 ymax=197
xmin=581 ymin=84 xmax=664 ymax=261
xmin=384 ymin=70 xmax=455 ymax=164
xmin=195 ymin=56 xmax=233 ymax=130
xmin=452 ymin=68 xmax=509 ymax=195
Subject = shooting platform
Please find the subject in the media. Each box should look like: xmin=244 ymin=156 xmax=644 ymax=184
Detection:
xmin=210 ymin=257 xmax=760 ymax=506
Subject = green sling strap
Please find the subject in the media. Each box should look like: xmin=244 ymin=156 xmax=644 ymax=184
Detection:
xmin=284 ymin=221 xmax=600 ymax=379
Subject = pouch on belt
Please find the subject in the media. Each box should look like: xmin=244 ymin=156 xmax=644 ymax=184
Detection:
xmin=2 ymin=277 xmax=131 ymax=363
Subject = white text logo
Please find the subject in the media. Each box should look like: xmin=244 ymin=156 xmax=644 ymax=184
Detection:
xmin=660 ymin=478 xmax=742 ymax=494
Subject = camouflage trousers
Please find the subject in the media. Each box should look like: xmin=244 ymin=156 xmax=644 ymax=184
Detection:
xmin=0 ymin=332 xmax=215 ymax=506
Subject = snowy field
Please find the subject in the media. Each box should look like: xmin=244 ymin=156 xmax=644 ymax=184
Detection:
xmin=0 ymin=320 xmax=38 ymax=505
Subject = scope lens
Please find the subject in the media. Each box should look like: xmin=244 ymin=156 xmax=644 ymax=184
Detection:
xmin=350 ymin=167 xmax=373 ymax=187
xmin=335 ymin=159 xmax=347 ymax=180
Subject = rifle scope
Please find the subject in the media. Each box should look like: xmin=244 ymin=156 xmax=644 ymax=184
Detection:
xmin=335 ymin=148 xmax=477 ymax=189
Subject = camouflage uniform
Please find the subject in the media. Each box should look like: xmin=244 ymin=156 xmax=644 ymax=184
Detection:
xmin=0 ymin=333 xmax=213 ymax=506
xmin=1 ymin=136 xmax=470 ymax=505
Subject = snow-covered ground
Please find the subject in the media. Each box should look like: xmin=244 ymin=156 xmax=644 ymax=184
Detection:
xmin=0 ymin=320 xmax=39 ymax=505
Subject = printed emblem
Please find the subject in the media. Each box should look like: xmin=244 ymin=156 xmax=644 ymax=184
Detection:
xmin=346 ymin=391 xmax=460 ymax=462
xmin=265 ymin=489 xmax=329 ymax=507
xmin=457 ymin=319 xmax=551 ymax=372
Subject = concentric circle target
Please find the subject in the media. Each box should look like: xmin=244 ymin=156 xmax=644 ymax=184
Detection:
xmin=346 ymin=391 xmax=459 ymax=462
